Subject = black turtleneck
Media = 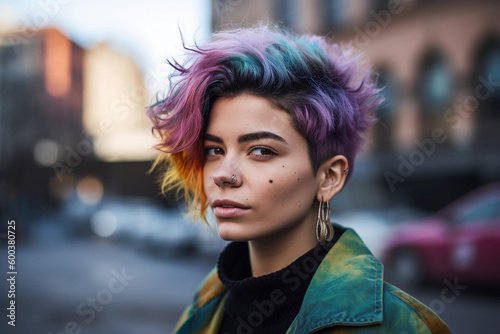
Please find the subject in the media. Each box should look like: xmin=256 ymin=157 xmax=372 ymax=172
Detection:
xmin=217 ymin=231 xmax=342 ymax=334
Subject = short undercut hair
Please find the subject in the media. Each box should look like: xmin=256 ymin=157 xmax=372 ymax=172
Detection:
xmin=148 ymin=25 xmax=382 ymax=221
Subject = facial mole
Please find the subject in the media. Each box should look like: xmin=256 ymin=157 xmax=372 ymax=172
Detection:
xmin=297 ymin=178 xmax=300 ymax=181
xmin=282 ymin=165 xmax=285 ymax=168
xmin=269 ymin=180 xmax=273 ymax=183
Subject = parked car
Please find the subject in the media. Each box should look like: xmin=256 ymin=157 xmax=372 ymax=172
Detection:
xmin=382 ymin=183 xmax=500 ymax=288
xmin=335 ymin=206 xmax=427 ymax=260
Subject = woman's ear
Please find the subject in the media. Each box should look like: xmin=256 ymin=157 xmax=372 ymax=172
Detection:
xmin=316 ymin=155 xmax=349 ymax=202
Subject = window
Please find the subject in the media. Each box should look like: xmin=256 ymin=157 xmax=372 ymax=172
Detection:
xmin=473 ymin=36 xmax=500 ymax=118
xmin=322 ymin=0 xmax=351 ymax=31
xmin=275 ymin=0 xmax=297 ymax=30
xmin=417 ymin=52 xmax=454 ymax=114
xmin=372 ymin=67 xmax=397 ymax=151
xmin=471 ymin=35 xmax=500 ymax=144
xmin=455 ymin=197 xmax=500 ymax=225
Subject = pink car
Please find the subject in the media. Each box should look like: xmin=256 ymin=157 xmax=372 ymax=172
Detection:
xmin=382 ymin=182 xmax=500 ymax=287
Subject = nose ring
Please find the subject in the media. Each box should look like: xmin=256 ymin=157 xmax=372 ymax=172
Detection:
xmin=230 ymin=174 xmax=237 ymax=184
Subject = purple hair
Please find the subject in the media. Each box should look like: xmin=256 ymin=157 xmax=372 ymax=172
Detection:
xmin=148 ymin=26 xmax=381 ymax=219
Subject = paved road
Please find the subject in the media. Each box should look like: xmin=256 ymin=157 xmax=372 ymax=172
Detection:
xmin=1 ymin=235 xmax=217 ymax=334
xmin=401 ymin=284 xmax=500 ymax=334
xmin=1 ymin=233 xmax=499 ymax=333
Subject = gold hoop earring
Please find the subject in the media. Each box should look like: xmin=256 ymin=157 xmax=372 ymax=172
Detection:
xmin=316 ymin=200 xmax=334 ymax=244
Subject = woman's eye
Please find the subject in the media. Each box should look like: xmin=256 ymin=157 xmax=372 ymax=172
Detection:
xmin=250 ymin=147 xmax=276 ymax=157
xmin=205 ymin=147 xmax=224 ymax=156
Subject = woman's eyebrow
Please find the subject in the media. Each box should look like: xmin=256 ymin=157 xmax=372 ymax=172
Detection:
xmin=204 ymin=131 xmax=288 ymax=144
xmin=238 ymin=131 xmax=287 ymax=144
xmin=204 ymin=133 xmax=223 ymax=143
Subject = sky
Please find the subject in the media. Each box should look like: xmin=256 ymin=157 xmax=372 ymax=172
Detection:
xmin=0 ymin=0 xmax=212 ymax=93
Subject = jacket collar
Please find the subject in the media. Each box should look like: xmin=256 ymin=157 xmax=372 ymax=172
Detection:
xmin=179 ymin=225 xmax=384 ymax=333
xmin=286 ymin=225 xmax=384 ymax=333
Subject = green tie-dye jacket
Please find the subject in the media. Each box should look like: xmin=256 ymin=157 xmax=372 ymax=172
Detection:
xmin=174 ymin=224 xmax=451 ymax=333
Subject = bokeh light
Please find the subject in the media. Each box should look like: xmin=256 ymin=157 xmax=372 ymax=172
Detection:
xmin=90 ymin=209 xmax=117 ymax=237
xmin=76 ymin=176 xmax=103 ymax=205
xmin=33 ymin=138 xmax=58 ymax=167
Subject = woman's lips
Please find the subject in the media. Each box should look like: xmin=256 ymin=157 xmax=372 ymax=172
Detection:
xmin=213 ymin=206 xmax=249 ymax=218
xmin=212 ymin=199 xmax=249 ymax=218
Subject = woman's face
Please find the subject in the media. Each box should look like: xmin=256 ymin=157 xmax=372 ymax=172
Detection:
xmin=203 ymin=94 xmax=322 ymax=242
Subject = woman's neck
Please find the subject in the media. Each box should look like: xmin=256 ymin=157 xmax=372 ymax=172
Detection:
xmin=248 ymin=210 xmax=318 ymax=277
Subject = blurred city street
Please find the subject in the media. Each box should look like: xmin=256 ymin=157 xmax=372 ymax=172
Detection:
xmin=0 ymin=222 xmax=218 ymax=334
xmin=2 ymin=0 xmax=500 ymax=333
xmin=1 ymin=221 xmax=500 ymax=333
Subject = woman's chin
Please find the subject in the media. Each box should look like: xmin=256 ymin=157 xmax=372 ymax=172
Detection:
xmin=216 ymin=223 xmax=253 ymax=242
xmin=217 ymin=230 xmax=249 ymax=242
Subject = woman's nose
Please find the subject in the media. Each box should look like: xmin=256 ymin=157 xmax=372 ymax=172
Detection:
xmin=212 ymin=161 xmax=241 ymax=187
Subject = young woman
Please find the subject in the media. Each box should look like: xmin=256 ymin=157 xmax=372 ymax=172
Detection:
xmin=148 ymin=26 xmax=450 ymax=334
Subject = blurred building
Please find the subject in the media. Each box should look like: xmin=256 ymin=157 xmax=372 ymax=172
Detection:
xmin=81 ymin=42 xmax=162 ymax=200
xmin=0 ymin=26 xmax=164 ymax=230
xmin=0 ymin=28 xmax=85 ymax=220
xmin=212 ymin=0 xmax=500 ymax=212
xmin=83 ymin=43 xmax=155 ymax=162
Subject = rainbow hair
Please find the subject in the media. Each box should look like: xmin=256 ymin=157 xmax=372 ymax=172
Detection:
xmin=148 ymin=25 xmax=382 ymax=222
